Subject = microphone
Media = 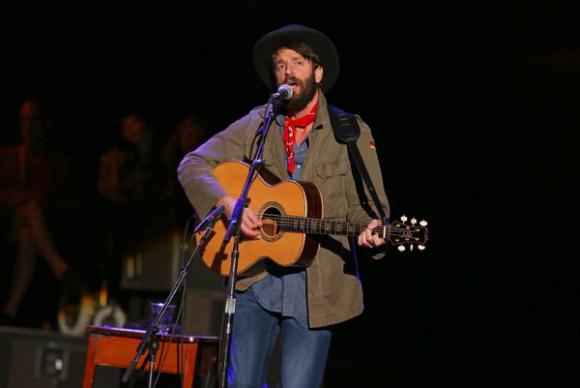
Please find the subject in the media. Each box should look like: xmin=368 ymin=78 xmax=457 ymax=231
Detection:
xmin=194 ymin=205 xmax=225 ymax=233
xmin=270 ymin=84 xmax=293 ymax=101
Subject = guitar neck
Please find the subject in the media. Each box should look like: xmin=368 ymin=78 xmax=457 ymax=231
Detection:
xmin=277 ymin=215 xmax=390 ymax=239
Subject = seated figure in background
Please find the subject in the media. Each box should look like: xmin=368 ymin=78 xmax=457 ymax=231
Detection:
xmin=95 ymin=113 xmax=168 ymax=300
xmin=160 ymin=114 xmax=208 ymax=229
xmin=0 ymin=98 xmax=79 ymax=326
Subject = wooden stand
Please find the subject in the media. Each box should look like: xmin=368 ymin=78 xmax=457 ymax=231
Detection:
xmin=82 ymin=325 xmax=218 ymax=388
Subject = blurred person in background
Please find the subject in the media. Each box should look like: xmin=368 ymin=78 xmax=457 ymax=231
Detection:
xmin=94 ymin=112 xmax=168 ymax=300
xmin=0 ymin=98 xmax=80 ymax=327
xmin=160 ymin=114 xmax=208 ymax=229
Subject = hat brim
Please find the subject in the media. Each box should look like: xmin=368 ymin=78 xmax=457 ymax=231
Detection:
xmin=252 ymin=24 xmax=339 ymax=93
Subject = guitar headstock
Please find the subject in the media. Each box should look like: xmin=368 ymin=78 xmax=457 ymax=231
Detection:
xmin=390 ymin=215 xmax=429 ymax=252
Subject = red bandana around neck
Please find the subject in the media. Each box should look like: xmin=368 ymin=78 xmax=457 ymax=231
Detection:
xmin=283 ymin=101 xmax=318 ymax=175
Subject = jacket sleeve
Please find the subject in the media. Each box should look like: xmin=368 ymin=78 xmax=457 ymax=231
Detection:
xmin=345 ymin=117 xmax=390 ymax=223
xmin=344 ymin=117 xmax=391 ymax=258
xmin=177 ymin=113 xmax=256 ymax=219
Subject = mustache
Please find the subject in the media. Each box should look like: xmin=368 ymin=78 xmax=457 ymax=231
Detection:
xmin=284 ymin=77 xmax=301 ymax=87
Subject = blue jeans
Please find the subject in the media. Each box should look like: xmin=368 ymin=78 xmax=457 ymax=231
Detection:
xmin=228 ymin=289 xmax=332 ymax=388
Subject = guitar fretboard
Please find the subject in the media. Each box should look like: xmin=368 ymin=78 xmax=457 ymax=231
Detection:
xmin=268 ymin=215 xmax=389 ymax=239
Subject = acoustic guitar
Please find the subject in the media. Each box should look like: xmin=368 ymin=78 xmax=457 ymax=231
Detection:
xmin=197 ymin=161 xmax=428 ymax=276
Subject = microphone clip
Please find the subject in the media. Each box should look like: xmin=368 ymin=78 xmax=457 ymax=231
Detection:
xmin=194 ymin=205 xmax=225 ymax=233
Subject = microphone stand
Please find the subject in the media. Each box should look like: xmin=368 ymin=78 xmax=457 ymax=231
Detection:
xmin=121 ymin=210 xmax=221 ymax=387
xmin=216 ymin=96 xmax=279 ymax=388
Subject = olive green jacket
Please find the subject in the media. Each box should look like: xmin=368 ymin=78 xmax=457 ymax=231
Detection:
xmin=177 ymin=93 xmax=389 ymax=327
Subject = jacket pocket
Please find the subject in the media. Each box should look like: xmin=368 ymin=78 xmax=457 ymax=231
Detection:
xmin=315 ymin=161 xmax=349 ymax=179
xmin=315 ymin=162 xmax=349 ymax=218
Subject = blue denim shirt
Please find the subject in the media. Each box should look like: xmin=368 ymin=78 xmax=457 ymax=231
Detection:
xmin=250 ymin=117 xmax=309 ymax=323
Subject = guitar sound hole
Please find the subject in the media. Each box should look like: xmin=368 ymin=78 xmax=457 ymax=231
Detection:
xmin=260 ymin=206 xmax=282 ymax=241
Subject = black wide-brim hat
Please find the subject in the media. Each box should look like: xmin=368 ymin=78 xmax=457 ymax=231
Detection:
xmin=252 ymin=24 xmax=340 ymax=93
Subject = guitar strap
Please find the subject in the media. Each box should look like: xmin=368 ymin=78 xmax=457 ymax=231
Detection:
xmin=328 ymin=105 xmax=388 ymax=222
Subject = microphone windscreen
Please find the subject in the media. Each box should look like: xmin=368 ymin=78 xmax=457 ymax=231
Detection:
xmin=277 ymin=84 xmax=293 ymax=100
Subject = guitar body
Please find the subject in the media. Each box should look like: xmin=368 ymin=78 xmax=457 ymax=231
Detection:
xmin=199 ymin=161 xmax=323 ymax=276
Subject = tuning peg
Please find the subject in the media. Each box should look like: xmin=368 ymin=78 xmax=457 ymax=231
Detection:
xmin=418 ymin=245 xmax=426 ymax=251
xmin=420 ymin=220 xmax=428 ymax=227
xmin=400 ymin=215 xmax=408 ymax=222
xmin=410 ymin=217 xmax=417 ymax=225
xmin=397 ymin=245 xmax=406 ymax=252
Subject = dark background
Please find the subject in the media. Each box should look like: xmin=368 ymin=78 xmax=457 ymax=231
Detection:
xmin=1 ymin=1 xmax=574 ymax=387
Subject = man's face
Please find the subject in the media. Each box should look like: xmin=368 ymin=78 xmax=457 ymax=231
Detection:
xmin=273 ymin=47 xmax=323 ymax=113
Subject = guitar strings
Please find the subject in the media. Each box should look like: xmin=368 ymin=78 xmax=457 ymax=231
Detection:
xmin=258 ymin=214 xmax=416 ymax=237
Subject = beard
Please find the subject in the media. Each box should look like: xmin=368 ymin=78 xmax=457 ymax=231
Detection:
xmin=283 ymin=73 xmax=319 ymax=116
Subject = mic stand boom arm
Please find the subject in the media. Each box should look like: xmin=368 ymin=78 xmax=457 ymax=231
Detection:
xmin=217 ymin=99 xmax=277 ymax=388
xmin=121 ymin=214 xmax=220 ymax=387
